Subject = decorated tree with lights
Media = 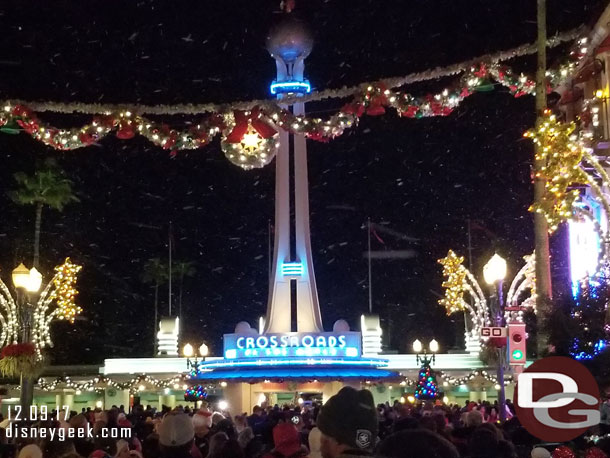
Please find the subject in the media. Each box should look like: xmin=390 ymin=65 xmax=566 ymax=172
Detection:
xmin=414 ymin=362 xmax=439 ymax=400
xmin=569 ymin=275 xmax=609 ymax=360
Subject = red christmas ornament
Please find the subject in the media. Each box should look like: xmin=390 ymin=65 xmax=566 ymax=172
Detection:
xmin=585 ymin=448 xmax=607 ymax=458
xmin=79 ymin=132 xmax=95 ymax=145
xmin=116 ymin=123 xmax=136 ymax=140
xmin=552 ymin=446 xmax=575 ymax=458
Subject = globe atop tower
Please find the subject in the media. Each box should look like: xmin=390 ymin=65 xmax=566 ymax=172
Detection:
xmin=266 ymin=16 xmax=313 ymax=63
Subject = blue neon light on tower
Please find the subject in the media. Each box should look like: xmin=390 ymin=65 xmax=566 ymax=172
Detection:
xmin=264 ymin=16 xmax=324 ymax=333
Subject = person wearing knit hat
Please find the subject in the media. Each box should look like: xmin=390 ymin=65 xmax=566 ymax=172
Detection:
xmin=316 ymin=387 xmax=378 ymax=458
xmin=158 ymin=412 xmax=195 ymax=458
xmin=262 ymin=423 xmax=308 ymax=458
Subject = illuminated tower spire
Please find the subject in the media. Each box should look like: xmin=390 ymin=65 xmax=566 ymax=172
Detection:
xmin=264 ymin=17 xmax=323 ymax=333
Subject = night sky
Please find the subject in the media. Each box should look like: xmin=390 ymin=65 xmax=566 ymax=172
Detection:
xmin=0 ymin=0 xmax=606 ymax=364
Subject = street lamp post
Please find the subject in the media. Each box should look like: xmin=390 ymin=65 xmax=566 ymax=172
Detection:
xmin=183 ymin=342 xmax=209 ymax=373
xmin=483 ymin=253 xmax=508 ymax=423
xmin=11 ymin=263 xmax=43 ymax=414
xmin=412 ymin=338 xmax=438 ymax=366
xmin=412 ymin=339 xmax=439 ymax=401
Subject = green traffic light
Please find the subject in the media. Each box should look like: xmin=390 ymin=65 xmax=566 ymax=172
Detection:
xmin=512 ymin=349 xmax=524 ymax=360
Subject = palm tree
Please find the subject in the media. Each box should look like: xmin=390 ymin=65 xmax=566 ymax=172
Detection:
xmin=172 ymin=260 xmax=196 ymax=322
xmin=142 ymin=258 xmax=169 ymax=349
xmin=9 ymin=159 xmax=79 ymax=269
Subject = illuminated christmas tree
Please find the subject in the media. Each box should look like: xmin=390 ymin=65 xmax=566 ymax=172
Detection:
xmin=414 ymin=362 xmax=439 ymax=400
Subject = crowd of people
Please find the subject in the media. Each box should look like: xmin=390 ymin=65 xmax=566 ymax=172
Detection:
xmin=0 ymin=388 xmax=609 ymax=458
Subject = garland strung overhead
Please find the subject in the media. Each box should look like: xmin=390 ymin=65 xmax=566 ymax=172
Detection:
xmin=0 ymin=35 xmax=588 ymax=170
xmin=3 ymin=27 xmax=583 ymax=116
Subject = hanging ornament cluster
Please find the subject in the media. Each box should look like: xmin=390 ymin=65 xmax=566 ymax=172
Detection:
xmin=49 ymin=258 xmax=82 ymax=323
xmin=184 ymin=385 xmax=208 ymax=401
xmin=438 ymin=250 xmax=468 ymax=315
xmin=221 ymin=109 xmax=279 ymax=169
xmin=524 ymin=110 xmax=588 ymax=232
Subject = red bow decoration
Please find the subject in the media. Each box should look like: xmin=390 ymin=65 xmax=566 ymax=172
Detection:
xmin=552 ymin=446 xmax=575 ymax=458
xmin=363 ymin=84 xmax=389 ymax=116
xmin=400 ymin=105 xmax=419 ymax=118
xmin=305 ymin=131 xmax=331 ymax=142
xmin=474 ymin=64 xmax=489 ymax=78
xmin=341 ymin=102 xmax=365 ymax=117
xmin=225 ymin=108 xmax=276 ymax=143
xmin=15 ymin=105 xmax=39 ymax=134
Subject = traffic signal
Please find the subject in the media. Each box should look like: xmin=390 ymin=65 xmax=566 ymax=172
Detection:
xmin=508 ymin=323 xmax=526 ymax=365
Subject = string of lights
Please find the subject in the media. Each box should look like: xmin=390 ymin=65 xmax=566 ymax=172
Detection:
xmin=32 ymin=374 xmax=199 ymax=394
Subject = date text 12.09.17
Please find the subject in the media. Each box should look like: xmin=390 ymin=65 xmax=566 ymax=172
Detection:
xmin=7 ymin=405 xmax=70 ymax=421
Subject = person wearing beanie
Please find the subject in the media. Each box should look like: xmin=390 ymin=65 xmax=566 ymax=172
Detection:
xmin=263 ymin=423 xmax=308 ymax=458
xmin=316 ymin=387 xmax=378 ymax=458
xmin=158 ymin=412 xmax=196 ymax=458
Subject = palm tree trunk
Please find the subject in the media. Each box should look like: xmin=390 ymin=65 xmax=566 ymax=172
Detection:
xmin=153 ymin=282 xmax=159 ymax=356
xmin=33 ymin=203 xmax=43 ymax=269
xmin=535 ymin=0 xmax=553 ymax=357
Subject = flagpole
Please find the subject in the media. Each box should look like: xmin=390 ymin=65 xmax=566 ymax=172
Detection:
xmin=168 ymin=221 xmax=173 ymax=316
xmin=368 ymin=218 xmax=373 ymax=314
